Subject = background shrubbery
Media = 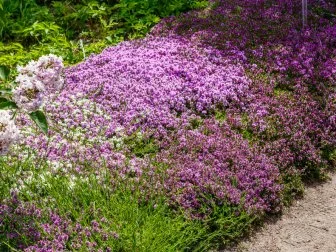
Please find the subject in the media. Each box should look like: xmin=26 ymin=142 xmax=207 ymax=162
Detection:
xmin=0 ymin=0 xmax=207 ymax=68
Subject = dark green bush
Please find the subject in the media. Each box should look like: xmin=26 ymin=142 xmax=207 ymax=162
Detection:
xmin=0 ymin=0 xmax=207 ymax=68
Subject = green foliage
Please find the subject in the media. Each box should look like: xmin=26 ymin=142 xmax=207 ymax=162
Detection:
xmin=0 ymin=97 xmax=17 ymax=109
xmin=0 ymin=156 xmax=255 ymax=251
xmin=124 ymin=132 xmax=159 ymax=157
xmin=29 ymin=110 xmax=48 ymax=134
xmin=0 ymin=0 xmax=208 ymax=68
xmin=0 ymin=64 xmax=49 ymax=134
xmin=0 ymin=65 xmax=10 ymax=81
xmin=214 ymin=109 xmax=226 ymax=123
xmin=322 ymin=146 xmax=336 ymax=168
xmin=189 ymin=117 xmax=203 ymax=129
xmin=281 ymin=173 xmax=305 ymax=206
xmin=312 ymin=4 xmax=336 ymax=20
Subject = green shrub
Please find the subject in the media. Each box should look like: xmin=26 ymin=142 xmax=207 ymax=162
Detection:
xmin=0 ymin=0 xmax=208 ymax=68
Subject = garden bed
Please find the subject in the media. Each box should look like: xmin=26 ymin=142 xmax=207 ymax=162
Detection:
xmin=1 ymin=0 xmax=335 ymax=251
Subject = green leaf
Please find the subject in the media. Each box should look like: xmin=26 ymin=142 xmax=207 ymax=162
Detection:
xmin=105 ymin=36 xmax=113 ymax=44
xmin=29 ymin=110 xmax=48 ymax=135
xmin=0 ymin=98 xmax=18 ymax=109
xmin=0 ymin=88 xmax=12 ymax=95
xmin=0 ymin=66 xmax=10 ymax=81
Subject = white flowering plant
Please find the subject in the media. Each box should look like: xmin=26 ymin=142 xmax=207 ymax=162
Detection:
xmin=0 ymin=110 xmax=20 ymax=155
xmin=0 ymin=54 xmax=65 ymax=155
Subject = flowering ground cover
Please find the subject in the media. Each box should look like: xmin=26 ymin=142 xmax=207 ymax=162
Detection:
xmin=1 ymin=0 xmax=336 ymax=251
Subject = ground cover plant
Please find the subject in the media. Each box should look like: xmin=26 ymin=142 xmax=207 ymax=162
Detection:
xmin=1 ymin=0 xmax=336 ymax=251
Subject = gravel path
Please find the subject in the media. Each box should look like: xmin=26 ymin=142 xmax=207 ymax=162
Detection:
xmin=227 ymin=173 xmax=336 ymax=252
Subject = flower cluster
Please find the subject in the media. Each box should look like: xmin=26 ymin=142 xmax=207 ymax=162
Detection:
xmin=152 ymin=0 xmax=336 ymax=87
xmin=23 ymin=36 xmax=251 ymax=172
xmin=0 ymin=111 xmax=20 ymax=155
xmin=0 ymin=193 xmax=118 ymax=251
xmin=13 ymin=78 xmax=45 ymax=113
xmin=17 ymin=54 xmax=65 ymax=92
xmin=0 ymin=54 xmax=65 ymax=156
xmin=0 ymin=193 xmax=42 ymax=250
xmin=14 ymin=54 xmax=64 ymax=113
xmin=151 ymin=0 xmax=336 ymax=175
xmin=158 ymin=119 xmax=281 ymax=216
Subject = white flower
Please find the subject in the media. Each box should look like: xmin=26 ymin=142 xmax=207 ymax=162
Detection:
xmin=16 ymin=54 xmax=65 ymax=93
xmin=35 ymin=54 xmax=65 ymax=91
xmin=0 ymin=111 xmax=20 ymax=155
xmin=13 ymin=77 xmax=45 ymax=113
xmin=17 ymin=60 xmax=38 ymax=78
xmin=36 ymin=54 xmax=64 ymax=73
xmin=52 ymin=75 xmax=65 ymax=91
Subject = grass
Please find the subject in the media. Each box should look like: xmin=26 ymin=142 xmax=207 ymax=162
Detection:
xmin=0 ymin=155 xmax=256 ymax=251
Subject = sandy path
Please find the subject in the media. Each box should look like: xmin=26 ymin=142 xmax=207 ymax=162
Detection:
xmin=226 ymin=173 xmax=336 ymax=252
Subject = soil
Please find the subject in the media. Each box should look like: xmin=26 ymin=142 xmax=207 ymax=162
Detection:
xmin=225 ymin=173 xmax=336 ymax=252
